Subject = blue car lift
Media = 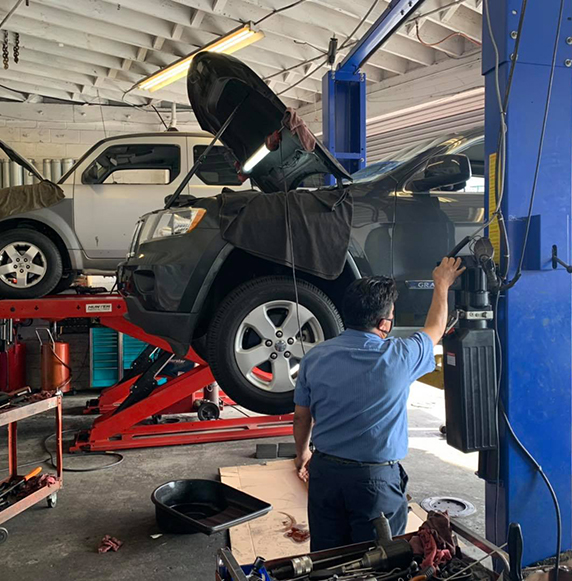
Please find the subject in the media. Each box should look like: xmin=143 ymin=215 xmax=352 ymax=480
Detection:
xmin=322 ymin=0 xmax=425 ymax=178
xmin=323 ymin=0 xmax=572 ymax=567
xmin=483 ymin=0 xmax=572 ymax=565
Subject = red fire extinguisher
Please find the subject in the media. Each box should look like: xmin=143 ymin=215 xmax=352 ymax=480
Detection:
xmin=37 ymin=328 xmax=72 ymax=393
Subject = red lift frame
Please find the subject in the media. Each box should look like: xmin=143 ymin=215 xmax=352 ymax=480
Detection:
xmin=0 ymin=295 xmax=293 ymax=451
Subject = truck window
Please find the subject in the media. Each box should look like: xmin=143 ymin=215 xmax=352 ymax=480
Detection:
xmin=193 ymin=145 xmax=242 ymax=186
xmin=82 ymin=144 xmax=181 ymax=185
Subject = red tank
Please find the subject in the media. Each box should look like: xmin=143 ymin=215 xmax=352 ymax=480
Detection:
xmin=0 ymin=342 xmax=27 ymax=393
xmin=41 ymin=340 xmax=71 ymax=393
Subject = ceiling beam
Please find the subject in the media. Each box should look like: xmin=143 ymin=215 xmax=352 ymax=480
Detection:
xmin=11 ymin=0 xmax=330 ymax=90
xmin=169 ymin=0 xmax=417 ymax=72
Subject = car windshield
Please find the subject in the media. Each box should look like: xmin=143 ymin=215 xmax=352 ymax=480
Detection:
xmin=351 ymin=134 xmax=463 ymax=183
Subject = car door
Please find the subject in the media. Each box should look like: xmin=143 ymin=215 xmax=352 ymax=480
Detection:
xmin=186 ymin=136 xmax=251 ymax=196
xmin=348 ymin=177 xmax=396 ymax=280
xmin=393 ymin=149 xmax=485 ymax=326
xmin=72 ymin=136 xmax=189 ymax=260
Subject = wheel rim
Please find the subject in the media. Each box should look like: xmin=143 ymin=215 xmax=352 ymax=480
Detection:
xmin=234 ymin=300 xmax=325 ymax=394
xmin=0 ymin=241 xmax=47 ymax=288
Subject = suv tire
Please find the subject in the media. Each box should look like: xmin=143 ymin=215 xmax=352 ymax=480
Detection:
xmin=0 ymin=229 xmax=63 ymax=299
xmin=208 ymin=276 xmax=344 ymax=415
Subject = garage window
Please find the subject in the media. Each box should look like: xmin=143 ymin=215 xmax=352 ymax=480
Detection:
xmin=82 ymin=144 xmax=181 ymax=185
xmin=193 ymin=145 xmax=242 ymax=186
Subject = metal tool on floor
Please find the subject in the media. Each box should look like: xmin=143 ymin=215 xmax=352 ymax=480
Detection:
xmin=218 ymin=515 xmax=514 ymax=581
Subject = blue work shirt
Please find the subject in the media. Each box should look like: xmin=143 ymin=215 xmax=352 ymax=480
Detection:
xmin=294 ymin=329 xmax=435 ymax=463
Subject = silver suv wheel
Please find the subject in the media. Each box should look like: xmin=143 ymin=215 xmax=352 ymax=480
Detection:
xmin=0 ymin=241 xmax=47 ymax=288
xmin=234 ymin=299 xmax=325 ymax=393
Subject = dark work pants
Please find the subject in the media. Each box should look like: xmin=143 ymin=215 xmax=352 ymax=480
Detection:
xmin=307 ymin=452 xmax=409 ymax=552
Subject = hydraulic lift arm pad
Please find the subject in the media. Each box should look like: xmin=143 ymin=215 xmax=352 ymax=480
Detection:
xmin=443 ymin=328 xmax=498 ymax=453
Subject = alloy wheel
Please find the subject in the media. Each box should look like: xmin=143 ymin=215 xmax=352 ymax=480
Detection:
xmin=0 ymin=241 xmax=48 ymax=288
xmin=234 ymin=300 xmax=325 ymax=393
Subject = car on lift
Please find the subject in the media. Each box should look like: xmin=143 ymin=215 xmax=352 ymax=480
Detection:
xmin=118 ymin=52 xmax=485 ymax=416
xmin=0 ymin=133 xmax=250 ymax=299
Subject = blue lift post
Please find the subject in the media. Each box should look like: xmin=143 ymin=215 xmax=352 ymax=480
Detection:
xmin=483 ymin=0 xmax=572 ymax=565
xmin=322 ymin=0 xmax=426 ymax=180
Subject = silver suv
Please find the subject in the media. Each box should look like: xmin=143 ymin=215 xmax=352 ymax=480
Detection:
xmin=0 ymin=132 xmax=248 ymax=298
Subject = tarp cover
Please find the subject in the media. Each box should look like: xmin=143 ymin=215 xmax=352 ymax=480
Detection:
xmin=0 ymin=181 xmax=64 ymax=219
xmin=220 ymin=188 xmax=353 ymax=280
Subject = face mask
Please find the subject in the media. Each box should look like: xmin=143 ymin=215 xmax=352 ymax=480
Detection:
xmin=379 ymin=317 xmax=394 ymax=338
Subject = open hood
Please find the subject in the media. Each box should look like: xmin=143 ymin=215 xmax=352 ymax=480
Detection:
xmin=187 ymin=52 xmax=351 ymax=193
xmin=0 ymin=140 xmax=45 ymax=183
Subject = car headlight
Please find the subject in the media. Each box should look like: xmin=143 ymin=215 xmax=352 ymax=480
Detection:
xmin=139 ymin=208 xmax=207 ymax=245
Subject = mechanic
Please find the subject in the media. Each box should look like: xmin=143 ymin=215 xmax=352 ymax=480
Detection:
xmin=293 ymin=257 xmax=465 ymax=551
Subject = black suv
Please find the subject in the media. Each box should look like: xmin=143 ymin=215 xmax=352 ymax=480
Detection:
xmin=119 ymin=52 xmax=484 ymax=415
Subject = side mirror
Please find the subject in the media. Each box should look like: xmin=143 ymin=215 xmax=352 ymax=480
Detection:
xmin=409 ymin=154 xmax=471 ymax=192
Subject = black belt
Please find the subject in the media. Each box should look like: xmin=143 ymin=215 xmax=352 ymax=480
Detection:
xmin=314 ymin=450 xmax=398 ymax=467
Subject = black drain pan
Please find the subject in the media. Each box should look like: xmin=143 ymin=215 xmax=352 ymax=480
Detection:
xmin=151 ymin=479 xmax=272 ymax=535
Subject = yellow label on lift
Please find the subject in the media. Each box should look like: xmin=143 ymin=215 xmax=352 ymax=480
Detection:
xmin=488 ymin=153 xmax=501 ymax=259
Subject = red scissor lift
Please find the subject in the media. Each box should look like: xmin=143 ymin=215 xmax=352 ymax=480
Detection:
xmin=0 ymin=295 xmax=293 ymax=451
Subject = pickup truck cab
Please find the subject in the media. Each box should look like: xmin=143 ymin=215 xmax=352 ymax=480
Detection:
xmin=0 ymin=132 xmax=249 ymax=298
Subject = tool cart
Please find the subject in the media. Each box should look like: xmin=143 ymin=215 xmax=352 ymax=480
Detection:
xmin=0 ymin=394 xmax=63 ymax=544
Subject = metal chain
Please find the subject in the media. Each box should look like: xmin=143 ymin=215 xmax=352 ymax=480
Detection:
xmin=13 ymin=31 xmax=18 ymax=63
xmin=2 ymin=30 xmax=9 ymax=70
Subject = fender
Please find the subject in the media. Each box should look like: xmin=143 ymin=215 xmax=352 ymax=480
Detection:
xmin=190 ymin=245 xmax=361 ymax=316
xmin=0 ymin=199 xmax=85 ymax=271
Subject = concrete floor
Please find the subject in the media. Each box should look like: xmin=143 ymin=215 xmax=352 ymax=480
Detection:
xmin=0 ymin=384 xmax=484 ymax=581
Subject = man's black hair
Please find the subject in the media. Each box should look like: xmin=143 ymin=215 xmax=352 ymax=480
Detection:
xmin=342 ymin=276 xmax=398 ymax=331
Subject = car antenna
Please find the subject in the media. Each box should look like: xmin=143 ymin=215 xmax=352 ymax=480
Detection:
xmin=164 ymin=97 xmax=247 ymax=209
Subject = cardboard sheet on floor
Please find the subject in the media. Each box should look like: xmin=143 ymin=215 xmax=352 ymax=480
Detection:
xmin=219 ymin=459 xmax=426 ymax=565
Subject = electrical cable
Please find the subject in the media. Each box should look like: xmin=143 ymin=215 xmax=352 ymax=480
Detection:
xmin=151 ymin=104 xmax=169 ymax=130
xmin=0 ymin=429 xmax=124 ymax=475
xmin=276 ymin=58 xmax=327 ymax=97
xmin=253 ymin=0 xmax=308 ymax=26
xmin=0 ymin=0 xmax=26 ymax=29
xmin=264 ymin=53 xmax=326 ymax=81
xmin=415 ymin=20 xmax=482 ymax=48
xmin=96 ymin=89 xmax=108 ymax=140
xmin=340 ymin=0 xmax=381 ymax=50
xmin=501 ymin=404 xmax=562 ymax=580
xmin=410 ymin=0 xmax=465 ymax=22
xmin=456 ymin=0 xmax=527 ymax=264
xmin=279 ymin=140 xmax=305 ymax=356
xmin=44 ymin=430 xmax=124 ymax=472
xmin=121 ymin=90 xmax=171 ymax=129
xmin=492 ymin=289 xmax=503 ymax=546
xmin=502 ymin=0 xmax=563 ymax=290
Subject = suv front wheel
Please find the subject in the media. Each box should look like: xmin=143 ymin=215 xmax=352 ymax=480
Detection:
xmin=0 ymin=228 xmax=63 ymax=299
xmin=208 ymin=276 xmax=344 ymax=415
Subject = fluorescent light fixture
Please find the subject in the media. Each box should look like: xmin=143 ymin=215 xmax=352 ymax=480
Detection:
xmin=243 ymin=144 xmax=271 ymax=173
xmin=138 ymin=23 xmax=264 ymax=93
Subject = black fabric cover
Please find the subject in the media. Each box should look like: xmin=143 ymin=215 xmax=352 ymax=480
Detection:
xmin=0 ymin=181 xmax=64 ymax=219
xmin=220 ymin=188 xmax=353 ymax=280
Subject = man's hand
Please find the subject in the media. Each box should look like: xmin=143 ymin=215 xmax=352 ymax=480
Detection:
xmin=422 ymin=257 xmax=466 ymax=346
xmin=295 ymin=448 xmax=312 ymax=483
xmin=433 ymin=257 xmax=466 ymax=289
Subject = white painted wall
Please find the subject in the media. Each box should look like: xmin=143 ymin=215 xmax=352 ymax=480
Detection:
xmin=0 ymin=102 xmax=201 ymax=161
xmin=298 ymin=53 xmax=483 ymax=135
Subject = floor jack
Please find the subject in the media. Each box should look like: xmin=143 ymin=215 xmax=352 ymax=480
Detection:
xmin=0 ymin=295 xmax=294 ymax=452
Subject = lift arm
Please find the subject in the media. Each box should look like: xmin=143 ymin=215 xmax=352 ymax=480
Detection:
xmin=322 ymin=0 xmax=426 ymax=177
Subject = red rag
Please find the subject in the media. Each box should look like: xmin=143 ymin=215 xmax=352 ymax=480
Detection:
xmin=98 ymin=535 xmax=123 ymax=554
xmin=409 ymin=511 xmax=456 ymax=569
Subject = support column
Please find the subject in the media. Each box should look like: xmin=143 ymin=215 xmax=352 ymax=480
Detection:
xmin=483 ymin=0 xmax=572 ymax=565
xmin=322 ymin=69 xmax=367 ymax=182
